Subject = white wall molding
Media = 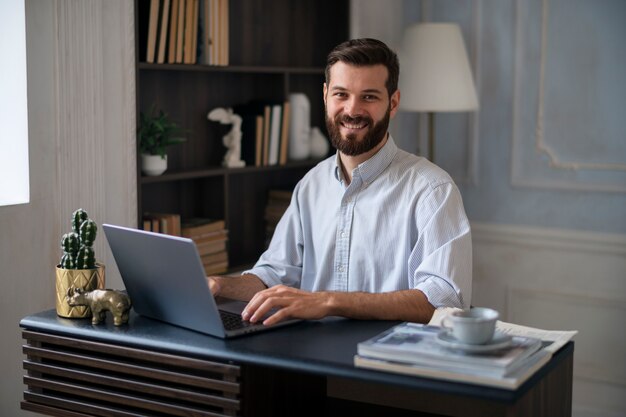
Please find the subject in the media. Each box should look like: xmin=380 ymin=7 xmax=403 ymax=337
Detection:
xmin=471 ymin=222 xmax=626 ymax=255
xmin=511 ymin=0 xmax=626 ymax=193
xmin=472 ymin=221 xmax=626 ymax=416
xmin=533 ymin=0 xmax=626 ymax=174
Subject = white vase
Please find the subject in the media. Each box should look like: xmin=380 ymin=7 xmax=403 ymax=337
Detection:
xmin=288 ymin=93 xmax=312 ymax=160
xmin=141 ymin=154 xmax=167 ymax=176
xmin=310 ymin=127 xmax=329 ymax=159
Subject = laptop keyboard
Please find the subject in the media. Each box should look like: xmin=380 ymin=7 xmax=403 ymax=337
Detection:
xmin=220 ymin=310 xmax=255 ymax=331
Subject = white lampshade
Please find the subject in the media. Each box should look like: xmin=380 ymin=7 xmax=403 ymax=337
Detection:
xmin=399 ymin=23 xmax=479 ymax=112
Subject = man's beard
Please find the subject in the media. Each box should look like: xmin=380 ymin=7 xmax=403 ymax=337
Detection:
xmin=325 ymin=106 xmax=391 ymax=156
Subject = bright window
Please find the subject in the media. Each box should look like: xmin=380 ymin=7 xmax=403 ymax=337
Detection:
xmin=0 ymin=0 xmax=30 ymax=206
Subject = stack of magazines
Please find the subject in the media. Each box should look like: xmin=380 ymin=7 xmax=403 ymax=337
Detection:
xmin=355 ymin=322 xmax=551 ymax=389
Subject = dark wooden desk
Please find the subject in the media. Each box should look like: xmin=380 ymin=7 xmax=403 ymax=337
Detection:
xmin=20 ymin=310 xmax=573 ymax=417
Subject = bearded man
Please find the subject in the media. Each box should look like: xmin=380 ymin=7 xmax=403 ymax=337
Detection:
xmin=207 ymin=38 xmax=472 ymax=325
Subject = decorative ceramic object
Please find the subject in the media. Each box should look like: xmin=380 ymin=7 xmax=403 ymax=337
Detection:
xmin=141 ymin=153 xmax=168 ymax=176
xmin=66 ymin=288 xmax=132 ymax=326
xmin=56 ymin=208 xmax=105 ymax=318
xmin=288 ymin=93 xmax=312 ymax=160
xmin=310 ymin=127 xmax=329 ymax=158
xmin=56 ymin=264 xmax=106 ymax=318
xmin=207 ymin=107 xmax=246 ymax=168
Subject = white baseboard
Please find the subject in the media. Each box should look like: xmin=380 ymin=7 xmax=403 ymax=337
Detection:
xmin=470 ymin=222 xmax=626 ymax=417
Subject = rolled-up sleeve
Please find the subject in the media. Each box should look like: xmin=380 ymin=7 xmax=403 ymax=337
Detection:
xmin=409 ymin=183 xmax=472 ymax=309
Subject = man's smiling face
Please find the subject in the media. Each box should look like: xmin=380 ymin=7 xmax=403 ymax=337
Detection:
xmin=324 ymin=62 xmax=399 ymax=156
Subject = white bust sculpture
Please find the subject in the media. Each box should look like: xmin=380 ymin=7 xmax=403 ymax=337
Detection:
xmin=207 ymin=107 xmax=245 ymax=168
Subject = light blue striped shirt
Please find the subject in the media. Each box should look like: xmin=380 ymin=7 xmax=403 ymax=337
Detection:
xmin=244 ymin=136 xmax=472 ymax=309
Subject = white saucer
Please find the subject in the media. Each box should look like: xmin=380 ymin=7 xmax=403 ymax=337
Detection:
xmin=435 ymin=331 xmax=512 ymax=353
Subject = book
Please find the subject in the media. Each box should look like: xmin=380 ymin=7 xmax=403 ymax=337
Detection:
xmin=210 ymin=0 xmax=219 ymax=65
xmin=143 ymin=213 xmax=182 ymax=236
xmin=219 ymin=0 xmax=229 ymax=65
xmin=204 ymin=260 xmax=229 ymax=275
xmin=181 ymin=218 xmax=226 ymax=237
xmin=191 ymin=0 xmax=199 ymax=64
xmin=156 ymin=0 xmax=171 ymax=63
xmin=196 ymin=239 xmax=226 ymax=256
xmin=354 ymin=349 xmax=551 ymax=390
xmin=198 ymin=0 xmax=211 ymax=65
xmin=191 ymin=229 xmax=228 ymax=244
xmin=183 ymin=0 xmax=197 ymax=64
xmin=357 ymin=323 xmax=544 ymax=378
xmin=262 ymin=105 xmax=271 ymax=165
xmin=278 ymin=101 xmax=290 ymax=165
xmin=175 ymin=0 xmax=186 ymax=63
xmin=268 ymin=104 xmax=282 ymax=166
xmin=255 ymin=115 xmax=264 ymax=166
xmin=167 ymin=0 xmax=179 ymax=63
xmin=146 ymin=0 xmax=161 ymax=63
xmin=201 ymin=250 xmax=228 ymax=266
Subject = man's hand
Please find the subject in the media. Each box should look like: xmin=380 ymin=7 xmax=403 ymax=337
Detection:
xmin=206 ymin=276 xmax=221 ymax=296
xmin=207 ymin=275 xmax=436 ymax=325
xmin=242 ymin=285 xmax=332 ymax=326
xmin=243 ymin=286 xmax=435 ymax=326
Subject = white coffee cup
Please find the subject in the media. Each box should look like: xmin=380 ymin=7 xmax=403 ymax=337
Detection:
xmin=442 ymin=307 xmax=499 ymax=345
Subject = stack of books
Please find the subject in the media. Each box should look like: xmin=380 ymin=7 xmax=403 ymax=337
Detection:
xmin=181 ymin=218 xmax=228 ymax=275
xmin=355 ymin=322 xmax=551 ymax=390
xmin=140 ymin=0 xmax=229 ymax=65
xmin=142 ymin=213 xmax=181 ymax=236
xmin=264 ymin=190 xmax=292 ymax=246
xmin=234 ymin=101 xmax=291 ymax=167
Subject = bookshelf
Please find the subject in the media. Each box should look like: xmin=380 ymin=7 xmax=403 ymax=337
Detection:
xmin=135 ymin=0 xmax=349 ymax=268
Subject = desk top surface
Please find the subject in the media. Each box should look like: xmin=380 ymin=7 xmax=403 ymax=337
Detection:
xmin=20 ymin=309 xmax=572 ymax=403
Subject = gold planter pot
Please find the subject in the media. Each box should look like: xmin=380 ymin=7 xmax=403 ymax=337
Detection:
xmin=55 ymin=263 xmax=105 ymax=318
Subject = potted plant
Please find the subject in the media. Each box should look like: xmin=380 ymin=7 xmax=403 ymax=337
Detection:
xmin=137 ymin=105 xmax=187 ymax=176
xmin=55 ymin=208 xmax=105 ymax=318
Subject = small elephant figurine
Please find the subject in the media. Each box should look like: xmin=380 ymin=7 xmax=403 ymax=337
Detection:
xmin=66 ymin=288 xmax=132 ymax=326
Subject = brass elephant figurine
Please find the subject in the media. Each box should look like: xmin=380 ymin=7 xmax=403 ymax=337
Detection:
xmin=66 ymin=288 xmax=132 ymax=326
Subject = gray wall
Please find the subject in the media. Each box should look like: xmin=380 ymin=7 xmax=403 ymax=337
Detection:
xmin=0 ymin=1 xmax=136 ymax=416
xmin=354 ymin=0 xmax=626 ymax=235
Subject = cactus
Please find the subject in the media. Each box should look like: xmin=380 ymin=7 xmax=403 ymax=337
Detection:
xmin=61 ymin=232 xmax=80 ymax=253
xmin=76 ymin=246 xmax=96 ymax=269
xmin=59 ymin=208 xmax=98 ymax=270
xmin=60 ymin=253 xmax=76 ymax=269
xmin=72 ymin=209 xmax=89 ymax=233
xmin=79 ymin=219 xmax=97 ymax=246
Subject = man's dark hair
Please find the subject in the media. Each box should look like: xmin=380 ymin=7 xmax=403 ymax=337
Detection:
xmin=325 ymin=38 xmax=400 ymax=97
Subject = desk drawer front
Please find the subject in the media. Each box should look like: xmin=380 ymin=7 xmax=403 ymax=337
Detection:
xmin=22 ymin=330 xmax=240 ymax=417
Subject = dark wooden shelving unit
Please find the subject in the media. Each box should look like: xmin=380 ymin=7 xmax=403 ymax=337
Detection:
xmin=135 ymin=0 xmax=349 ymax=268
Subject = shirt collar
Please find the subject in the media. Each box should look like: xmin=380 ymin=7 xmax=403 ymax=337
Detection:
xmin=333 ymin=134 xmax=398 ymax=185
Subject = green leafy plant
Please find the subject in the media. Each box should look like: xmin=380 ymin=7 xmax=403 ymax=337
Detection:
xmin=137 ymin=105 xmax=187 ymax=158
xmin=60 ymin=208 xmax=98 ymax=270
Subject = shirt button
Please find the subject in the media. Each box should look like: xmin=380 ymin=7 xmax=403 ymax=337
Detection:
xmin=338 ymin=266 xmax=345 ymax=273
xmin=340 ymin=231 xmax=346 ymax=238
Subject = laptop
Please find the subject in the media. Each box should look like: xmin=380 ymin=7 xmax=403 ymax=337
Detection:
xmin=103 ymin=223 xmax=299 ymax=338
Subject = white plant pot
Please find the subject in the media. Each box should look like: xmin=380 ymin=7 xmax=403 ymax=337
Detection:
xmin=141 ymin=154 xmax=167 ymax=176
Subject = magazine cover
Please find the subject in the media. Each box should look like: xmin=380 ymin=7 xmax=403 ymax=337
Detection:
xmin=357 ymin=322 xmax=543 ymax=376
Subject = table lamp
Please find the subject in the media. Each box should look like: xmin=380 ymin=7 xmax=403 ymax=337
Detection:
xmin=399 ymin=23 xmax=479 ymax=162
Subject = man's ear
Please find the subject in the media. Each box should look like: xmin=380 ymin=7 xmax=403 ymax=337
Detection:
xmin=323 ymin=83 xmax=328 ymax=106
xmin=389 ymin=89 xmax=400 ymax=118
